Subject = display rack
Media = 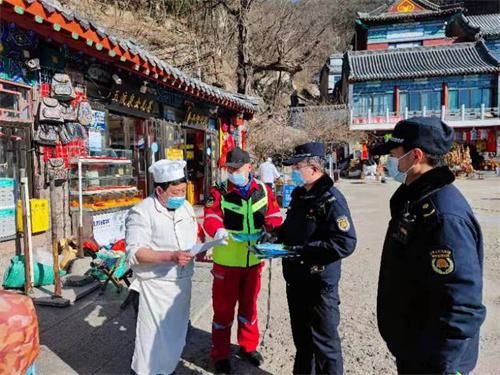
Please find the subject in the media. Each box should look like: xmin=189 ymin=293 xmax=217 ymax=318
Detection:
xmin=70 ymin=157 xmax=141 ymax=213
xmin=70 ymin=156 xmax=141 ymax=247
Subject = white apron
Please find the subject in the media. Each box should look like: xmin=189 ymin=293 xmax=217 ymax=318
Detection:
xmin=126 ymin=196 xmax=197 ymax=375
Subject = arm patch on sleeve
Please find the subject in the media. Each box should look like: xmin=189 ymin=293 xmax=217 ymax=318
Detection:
xmin=430 ymin=249 xmax=455 ymax=275
xmin=336 ymin=216 xmax=351 ymax=232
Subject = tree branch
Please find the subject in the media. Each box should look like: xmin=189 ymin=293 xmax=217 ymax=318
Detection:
xmin=253 ymin=61 xmax=303 ymax=74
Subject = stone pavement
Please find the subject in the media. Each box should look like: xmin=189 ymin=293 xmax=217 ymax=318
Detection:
xmin=34 ymin=174 xmax=500 ymax=374
xmin=35 ymin=263 xmax=214 ymax=375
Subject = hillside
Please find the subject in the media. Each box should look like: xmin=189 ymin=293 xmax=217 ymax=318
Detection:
xmin=58 ymin=0 xmax=384 ymax=105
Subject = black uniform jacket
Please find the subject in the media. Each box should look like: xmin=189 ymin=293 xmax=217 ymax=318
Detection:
xmin=280 ymin=174 xmax=357 ymax=284
xmin=377 ymin=166 xmax=486 ymax=374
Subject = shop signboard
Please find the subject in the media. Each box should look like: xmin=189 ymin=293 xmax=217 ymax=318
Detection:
xmin=92 ymin=209 xmax=129 ymax=246
xmin=88 ymin=130 xmax=103 ymax=152
xmin=157 ymin=90 xmax=185 ymax=109
xmin=89 ymin=110 xmax=106 ymax=152
xmin=166 ymin=148 xmax=184 ymax=160
xmin=107 ymin=81 xmax=160 ymax=117
xmin=90 ymin=110 xmax=107 ymax=130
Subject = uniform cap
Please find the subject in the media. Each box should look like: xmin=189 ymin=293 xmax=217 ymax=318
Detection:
xmin=371 ymin=117 xmax=454 ymax=156
xmin=283 ymin=142 xmax=325 ymax=165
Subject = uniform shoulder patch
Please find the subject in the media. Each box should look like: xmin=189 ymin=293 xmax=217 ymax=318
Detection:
xmin=420 ymin=200 xmax=436 ymax=218
xmin=430 ymin=249 xmax=454 ymax=275
xmin=336 ymin=215 xmax=350 ymax=232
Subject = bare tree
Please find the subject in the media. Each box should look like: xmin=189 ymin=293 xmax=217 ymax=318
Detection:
xmin=247 ymin=104 xmax=365 ymax=161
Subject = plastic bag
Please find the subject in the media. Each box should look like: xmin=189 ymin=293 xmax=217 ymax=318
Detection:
xmin=2 ymin=255 xmax=66 ymax=289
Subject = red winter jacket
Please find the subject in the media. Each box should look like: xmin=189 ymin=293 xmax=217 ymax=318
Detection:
xmin=204 ymin=178 xmax=282 ymax=237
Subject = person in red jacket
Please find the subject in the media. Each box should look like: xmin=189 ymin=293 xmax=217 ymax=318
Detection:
xmin=204 ymin=147 xmax=282 ymax=374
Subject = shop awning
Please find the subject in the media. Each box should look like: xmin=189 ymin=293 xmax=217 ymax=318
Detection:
xmin=0 ymin=0 xmax=258 ymax=114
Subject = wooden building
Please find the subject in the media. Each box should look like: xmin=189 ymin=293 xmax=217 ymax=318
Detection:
xmin=329 ymin=0 xmax=500 ymax=156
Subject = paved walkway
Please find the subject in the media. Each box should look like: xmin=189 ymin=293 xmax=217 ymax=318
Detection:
xmin=35 ymin=175 xmax=500 ymax=374
xmin=36 ymin=263 xmax=214 ymax=375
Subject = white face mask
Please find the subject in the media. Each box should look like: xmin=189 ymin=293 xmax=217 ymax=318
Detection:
xmin=386 ymin=150 xmax=415 ymax=184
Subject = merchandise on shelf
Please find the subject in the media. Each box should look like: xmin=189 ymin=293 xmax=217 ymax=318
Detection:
xmin=70 ymin=152 xmax=141 ymax=212
xmin=70 ymin=191 xmax=142 ymax=211
xmin=446 ymin=143 xmax=474 ymax=176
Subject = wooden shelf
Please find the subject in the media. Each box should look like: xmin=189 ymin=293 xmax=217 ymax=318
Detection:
xmin=70 ymin=158 xmax=132 ymax=165
xmin=69 ymin=186 xmax=138 ymax=196
xmin=70 ymin=204 xmax=136 ymax=213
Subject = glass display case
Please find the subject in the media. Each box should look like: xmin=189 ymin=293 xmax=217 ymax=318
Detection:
xmin=69 ymin=152 xmax=141 ymax=212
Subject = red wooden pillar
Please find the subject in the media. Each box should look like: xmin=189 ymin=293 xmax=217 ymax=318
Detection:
xmin=442 ymin=82 xmax=448 ymax=108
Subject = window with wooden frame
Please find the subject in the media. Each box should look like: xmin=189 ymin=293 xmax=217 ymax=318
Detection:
xmin=0 ymin=80 xmax=33 ymax=125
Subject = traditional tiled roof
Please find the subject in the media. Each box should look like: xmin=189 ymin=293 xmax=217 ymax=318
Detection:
xmin=0 ymin=0 xmax=257 ymax=113
xmin=464 ymin=14 xmax=500 ymax=38
xmin=346 ymin=41 xmax=500 ymax=82
xmin=357 ymin=0 xmax=462 ymax=23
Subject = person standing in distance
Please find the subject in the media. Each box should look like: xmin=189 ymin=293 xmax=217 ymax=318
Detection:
xmin=373 ymin=117 xmax=486 ymax=375
xmin=203 ymin=147 xmax=282 ymax=374
xmin=258 ymin=157 xmax=281 ymax=190
xmin=277 ymin=142 xmax=357 ymax=374
xmin=126 ymin=159 xmax=197 ymax=375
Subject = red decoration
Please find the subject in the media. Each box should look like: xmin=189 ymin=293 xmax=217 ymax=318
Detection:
xmin=218 ymin=121 xmax=236 ymax=168
xmin=487 ymin=129 xmax=497 ymax=152
xmin=40 ymin=83 xmax=50 ymax=98
xmin=42 ymin=139 xmax=88 ymax=167
xmin=111 ymin=239 xmax=126 ymax=252
xmin=361 ymin=144 xmax=369 ymax=160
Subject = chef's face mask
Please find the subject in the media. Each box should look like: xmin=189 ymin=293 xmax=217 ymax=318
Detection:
xmin=155 ymin=180 xmax=187 ymax=209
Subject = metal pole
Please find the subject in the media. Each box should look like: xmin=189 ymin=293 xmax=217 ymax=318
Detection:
xmin=20 ymin=168 xmax=34 ymax=294
xmin=50 ymin=177 xmax=62 ymax=297
xmin=77 ymin=159 xmax=84 ymax=258
xmin=480 ymin=104 xmax=485 ymax=120
xmin=441 ymin=105 xmax=446 ymax=121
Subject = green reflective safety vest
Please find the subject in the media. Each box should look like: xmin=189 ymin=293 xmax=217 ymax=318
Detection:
xmin=212 ymin=181 xmax=268 ymax=267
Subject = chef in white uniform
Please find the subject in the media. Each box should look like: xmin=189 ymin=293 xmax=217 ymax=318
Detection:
xmin=126 ymin=159 xmax=197 ymax=375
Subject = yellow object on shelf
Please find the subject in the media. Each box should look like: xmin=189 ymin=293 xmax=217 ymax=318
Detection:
xmin=17 ymin=199 xmax=50 ymax=234
xmin=187 ymin=181 xmax=195 ymax=205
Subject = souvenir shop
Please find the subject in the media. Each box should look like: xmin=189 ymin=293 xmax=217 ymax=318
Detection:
xmin=0 ymin=0 xmax=256 ymax=250
xmin=451 ymin=127 xmax=499 ymax=172
xmin=158 ymin=92 xmax=219 ymax=204
xmin=454 ymin=127 xmax=498 ymax=155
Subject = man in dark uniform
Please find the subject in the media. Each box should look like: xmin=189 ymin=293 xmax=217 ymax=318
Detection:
xmin=277 ymin=142 xmax=357 ymax=375
xmin=373 ymin=117 xmax=486 ymax=375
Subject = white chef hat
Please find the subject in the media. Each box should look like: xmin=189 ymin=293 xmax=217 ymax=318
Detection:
xmin=148 ymin=159 xmax=187 ymax=183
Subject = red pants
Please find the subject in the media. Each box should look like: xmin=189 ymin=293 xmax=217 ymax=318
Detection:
xmin=211 ymin=262 xmax=263 ymax=362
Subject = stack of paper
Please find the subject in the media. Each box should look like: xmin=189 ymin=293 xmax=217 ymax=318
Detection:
xmin=249 ymin=243 xmax=299 ymax=259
